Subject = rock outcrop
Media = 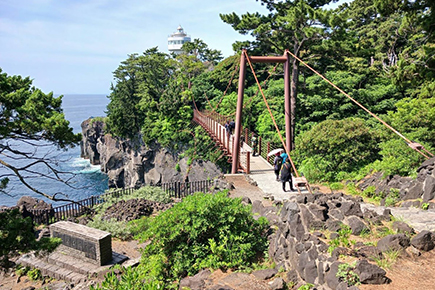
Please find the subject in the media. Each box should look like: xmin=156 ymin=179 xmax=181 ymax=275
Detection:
xmin=257 ymin=193 xmax=393 ymax=289
xmin=358 ymin=157 xmax=435 ymax=204
xmin=81 ymin=118 xmax=222 ymax=188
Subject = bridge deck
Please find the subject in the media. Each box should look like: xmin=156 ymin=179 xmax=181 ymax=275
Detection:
xmin=228 ymin=154 xmax=309 ymax=201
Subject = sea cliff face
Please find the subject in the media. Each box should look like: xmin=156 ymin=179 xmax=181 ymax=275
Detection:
xmin=80 ymin=119 xmax=222 ymax=188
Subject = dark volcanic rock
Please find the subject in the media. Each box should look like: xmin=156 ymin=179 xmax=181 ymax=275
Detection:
xmin=17 ymin=196 xmax=53 ymax=210
xmin=354 ymin=259 xmax=390 ymax=284
xmin=81 ymin=118 xmax=222 ymax=188
xmin=179 ymin=269 xmax=211 ymax=290
xmin=102 ymin=198 xmax=171 ymax=221
xmin=251 ymin=268 xmax=278 ymax=280
xmin=411 ymin=230 xmax=435 ymax=252
xmin=377 ymin=234 xmax=410 ymax=253
xmin=392 ymin=221 xmax=415 ymax=235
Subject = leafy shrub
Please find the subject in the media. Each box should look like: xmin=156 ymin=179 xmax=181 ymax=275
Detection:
xmin=328 ymin=224 xmax=353 ymax=254
xmin=294 ymin=118 xmax=381 ymax=182
xmin=329 ymin=182 xmax=344 ymax=191
xmin=422 ymin=202 xmax=430 ymax=210
xmin=0 ymin=209 xmax=60 ymax=269
xmin=337 ymin=262 xmax=360 ymax=286
xmin=132 ymin=186 xmax=172 ymax=204
xmin=27 ymin=268 xmax=42 ymax=281
xmin=134 ymin=191 xmax=269 ymax=283
xmin=385 ymin=188 xmax=400 ymax=207
xmin=297 ymin=284 xmax=315 ymax=290
xmin=91 ymin=265 xmax=165 ymax=290
xmin=86 ymin=218 xmax=131 ymax=241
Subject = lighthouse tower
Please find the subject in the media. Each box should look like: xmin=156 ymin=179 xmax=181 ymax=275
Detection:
xmin=168 ymin=25 xmax=191 ymax=55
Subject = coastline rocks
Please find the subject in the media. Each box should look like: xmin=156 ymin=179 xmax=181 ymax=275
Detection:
xmin=81 ymin=118 xmax=222 ymax=188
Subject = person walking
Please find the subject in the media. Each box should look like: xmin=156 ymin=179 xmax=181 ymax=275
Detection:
xmin=280 ymin=152 xmax=288 ymax=164
xmin=280 ymin=159 xmax=295 ymax=192
xmin=273 ymin=152 xmax=282 ymax=181
xmin=225 ymin=120 xmax=230 ymax=138
xmin=251 ymin=134 xmax=258 ymax=156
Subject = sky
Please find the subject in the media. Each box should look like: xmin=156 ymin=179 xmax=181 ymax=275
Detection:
xmin=0 ymin=0 xmax=347 ymax=94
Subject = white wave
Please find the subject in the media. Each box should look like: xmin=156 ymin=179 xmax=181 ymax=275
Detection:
xmin=70 ymin=158 xmax=101 ymax=174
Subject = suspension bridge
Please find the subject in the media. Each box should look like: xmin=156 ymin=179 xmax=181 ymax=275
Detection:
xmin=191 ymin=49 xmax=434 ymax=198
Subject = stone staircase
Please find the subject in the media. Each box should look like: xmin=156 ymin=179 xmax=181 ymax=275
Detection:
xmin=17 ymin=245 xmax=128 ymax=284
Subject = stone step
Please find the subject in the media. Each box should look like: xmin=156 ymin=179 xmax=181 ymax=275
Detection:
xmin=16 ymin=249 xmax=128 ymax=284
xmin=17 ymin=253 xmax=87 ymax=284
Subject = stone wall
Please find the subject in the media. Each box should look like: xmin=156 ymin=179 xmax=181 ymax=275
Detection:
xmin=80 ymin=118 xmax=222 ymax=188
xmin=252 ymin=193 xmax=393 ymax=289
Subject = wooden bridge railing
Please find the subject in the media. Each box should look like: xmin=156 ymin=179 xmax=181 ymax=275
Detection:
xmin=193 ymin=109 xmax=282 ymax=171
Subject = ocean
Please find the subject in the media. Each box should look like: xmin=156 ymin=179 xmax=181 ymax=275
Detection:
xmin=0 ymin=94 xmax=110 ymax=207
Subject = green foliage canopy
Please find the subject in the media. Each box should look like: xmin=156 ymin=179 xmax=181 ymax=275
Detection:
xmin=0 ymin=68 xmax=81 ymax=199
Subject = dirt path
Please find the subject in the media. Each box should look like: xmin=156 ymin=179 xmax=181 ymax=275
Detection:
xmin=359 ymin=250 xmax=435 ymax=290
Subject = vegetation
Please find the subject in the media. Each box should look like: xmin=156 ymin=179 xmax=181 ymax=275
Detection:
xmin=0 ymin=209 xmax=61 ymax=269
xmin=0 ymin=69 xmax=81 ymax=199
xmin=337 ymin=262 xmax=360 ymax=286
xmin=87 ymin=186 xmax=170 ymax=240
xmin=93 ymin=191 xmax=269 ymax=288
xmin=328 ymin=224 xmax=354 ymax=254
xmin=100 ymin=0 xmax=435 ymax=183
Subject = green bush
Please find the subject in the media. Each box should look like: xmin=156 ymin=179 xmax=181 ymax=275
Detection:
xmin=134 ymin=191 xmax=269 ymax=284
xmin=328 ymin=224 xmax=353 ymax=254
xmin=91 ymin=265 xmax=165 ymax=290
xmin=86 ymin=218 xmax=131 ymax=241
xmin=0 ymin=209 xmax=60 ymax=269
xmin=294 ymin=118 xmax=381 ymax=182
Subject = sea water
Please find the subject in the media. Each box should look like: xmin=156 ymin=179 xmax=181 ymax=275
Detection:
xmin=0 ymin=94 xmax=110 ymax=207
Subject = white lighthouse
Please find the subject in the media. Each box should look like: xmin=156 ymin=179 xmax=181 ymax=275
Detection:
xmin=168 ymin=25 xmax=191 ymax=55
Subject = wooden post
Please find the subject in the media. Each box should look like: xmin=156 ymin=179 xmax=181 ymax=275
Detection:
xmin=267 ymin=142 xmax=271 ymax=162
xmin=232 ymin=50 xmax=247 ymax=173
xmin=258 ymin=136 xmax=262 ymax=157
xmin=246 ymin=152 xmax=250 ymax=174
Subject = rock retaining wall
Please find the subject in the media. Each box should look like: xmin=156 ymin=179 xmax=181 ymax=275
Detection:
xmin=251 ymin=193 xmax=420 ymax=289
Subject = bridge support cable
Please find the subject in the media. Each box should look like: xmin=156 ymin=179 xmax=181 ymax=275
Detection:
xmin=284 ymin=51 xmax=434 ymax=160
xmin=243 ymin=50 xmax=312 ymax=194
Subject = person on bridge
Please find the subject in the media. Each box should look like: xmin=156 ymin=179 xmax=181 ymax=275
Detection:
xmin=281 ymin=159 xmax=295 ymax=192
xmin=251 ymin=134 xmax=258 ymax=156
xmin=229 ymin=120 xmax=235 ymax=134
xmin=225 ymin=120 xmax=231 ymax=138
xmin=273 ymin=152 xmax=283 ymax=181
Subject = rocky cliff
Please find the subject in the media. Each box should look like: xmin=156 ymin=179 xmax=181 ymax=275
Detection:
xmin=80 ymin=118 xmax=222 ymax=188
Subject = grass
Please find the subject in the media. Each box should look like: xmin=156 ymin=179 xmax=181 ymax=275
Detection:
xmin=373 ymin=249 xmax=401 ymax=269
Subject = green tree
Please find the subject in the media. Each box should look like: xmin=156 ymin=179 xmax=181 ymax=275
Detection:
xmin=221 ymin=0 xmax=337 ymax=148
xmin=0 ymin=68 xmax=81 ymax=200
xmin=0 ymin=208 xmax=60 ymax=269
xmin=182 ymin=38 xmax=223 ymax=65
xmin=106 ymin=47 xmax=174 ymax=139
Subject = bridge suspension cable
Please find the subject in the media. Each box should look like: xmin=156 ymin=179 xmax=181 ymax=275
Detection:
xmin=244 ymin=50 xmax=301 ymax=178
xmin=284 ymin=50 xmax=434 ymax=160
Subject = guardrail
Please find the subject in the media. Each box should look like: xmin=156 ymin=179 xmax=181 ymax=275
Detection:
xmin=5 ymin=179 xmax=214 ymax=225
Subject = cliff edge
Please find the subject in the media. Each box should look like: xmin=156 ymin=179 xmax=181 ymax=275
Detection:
xmin=80 ymin=118 xmax=222 ymax=188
